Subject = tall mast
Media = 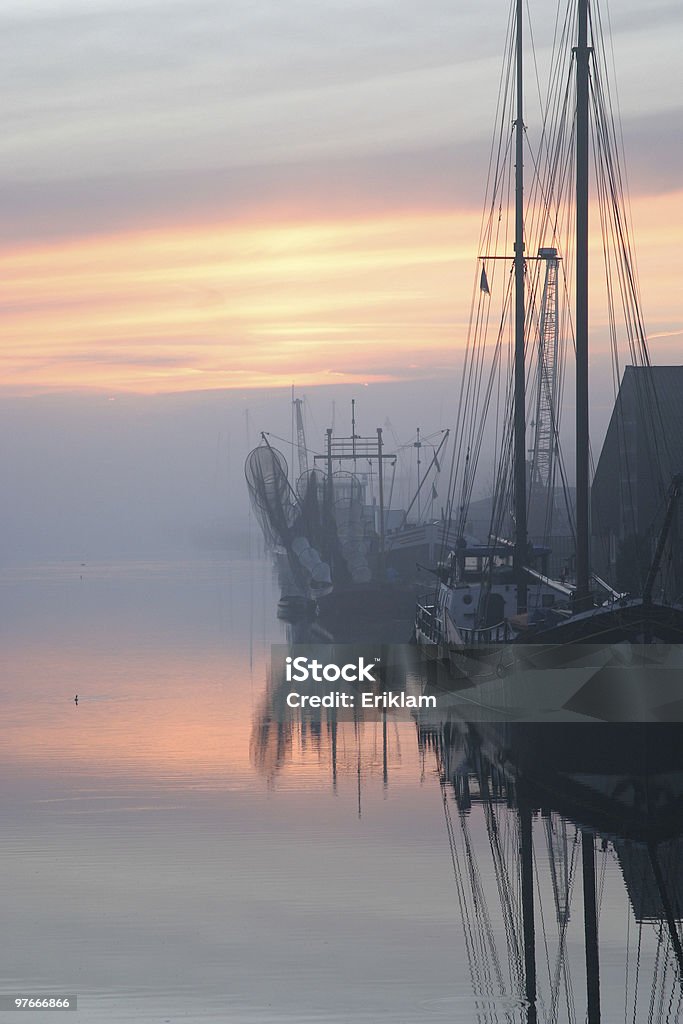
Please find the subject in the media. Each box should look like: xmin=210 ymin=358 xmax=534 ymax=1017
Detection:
xmin=513 ymin=0 xmax=528 ymax=613
xmin=575 ymin=0 xmax=591 ymax=607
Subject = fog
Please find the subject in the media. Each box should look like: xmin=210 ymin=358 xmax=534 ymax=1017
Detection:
xmin=0 ymin=371 xmax=625 ymax=568
xmin=0 ymin=383 xmax=448 ymax=566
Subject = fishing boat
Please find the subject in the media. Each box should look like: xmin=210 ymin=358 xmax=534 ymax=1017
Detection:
xmin=416 ymin=0 xmax=683 ymax=669
xmin=246 ymin=400 xmax=453 ymax=642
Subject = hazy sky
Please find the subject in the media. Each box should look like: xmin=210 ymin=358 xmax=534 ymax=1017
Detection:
xmin=2 ymin=0 xmax=682 ymax=394
xmin=2 ymin=0 xmax=682 ymax=565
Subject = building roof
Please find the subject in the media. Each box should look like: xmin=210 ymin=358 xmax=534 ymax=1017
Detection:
xmin=592 ymin=365 xmax=683 ymax=537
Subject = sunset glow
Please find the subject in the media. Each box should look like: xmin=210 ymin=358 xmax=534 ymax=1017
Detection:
xmin=2 ymin=0 xmax=681 ymax=398
xmin=1 ymin=211 xmax=480 ymax=394
xmin=2 ymin=191 xmax=681 ymax=395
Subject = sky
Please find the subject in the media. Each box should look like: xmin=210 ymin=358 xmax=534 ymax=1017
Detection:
xmin=2 ymin=0 xmax=682 ymax=395
xmin=1 ymin=0 xmax=682 ymax=565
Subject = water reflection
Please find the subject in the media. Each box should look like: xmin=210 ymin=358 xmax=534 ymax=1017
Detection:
xmin=2 ymin=555 xmax=683 ymax=1021
xmin=251 ymin=679 xmax=408 ymax=797
xmin=251 ymin=651 xmax=412 ymax=792
xmin=254 ymin=662 xmax=683 ymax=1021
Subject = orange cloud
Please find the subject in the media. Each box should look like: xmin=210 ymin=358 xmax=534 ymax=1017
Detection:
xmin=0 ymin=211 xmax=477 ymax=393
xmin=1 ymin=192 xmax=681 ymax=394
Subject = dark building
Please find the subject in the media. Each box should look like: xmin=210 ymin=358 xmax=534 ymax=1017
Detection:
xmin=591 ymin=365 xmax=683 ymax=596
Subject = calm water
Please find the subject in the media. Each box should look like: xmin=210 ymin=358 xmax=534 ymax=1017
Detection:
xmin=1 ymin=554 xmax=681 ymax=1022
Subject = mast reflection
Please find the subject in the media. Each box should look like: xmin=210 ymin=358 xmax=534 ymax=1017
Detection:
xmin=251 ymin=658 xmax=683 ymax=1021
xmin=420 ymin=720 xmax=683 ymax=1022
xmin=250 ymin=661 xmax=405 ymax=797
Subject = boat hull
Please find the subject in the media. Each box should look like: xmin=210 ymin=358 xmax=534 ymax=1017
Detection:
xmin=413 ymin=638 xmax=683 ymax=724
xmin=315 ymin=581 xmax=419 ymax=643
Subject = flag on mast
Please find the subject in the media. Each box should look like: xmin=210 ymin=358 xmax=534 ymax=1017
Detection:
xmin=480 ymin=263 xmax=490 ymax=294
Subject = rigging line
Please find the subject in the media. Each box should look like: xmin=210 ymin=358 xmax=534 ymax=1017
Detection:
xmin=596 ymin=839 xmax=608 ymax=924
xmin=648 ymin=924 xmax=665 ymax=1024
xmin=261 ymin=431 xmax=321 ymax=461
xmin=448 ymin=0 xmax=576 ymax=566
xmin=466 ymin=263 xmax=515 ymax=499
xmin=668 ymin=956 xmax=683 ymax=1023
xmin=624 ymin=883 xmax=631 ymax=1024
xmin=548 ymin=62 xmax=576 ymax=247
xmin=483 ymin=796 xmax=524 ymax=986
xmin=591 ymin=98 xmax=659 ymax=569
xmin=632 ymin=908 xmax=644 ymax=1024
xmin=459 ymin=805 xmax=510 ymax=1009
xmin=533 ymin=4 xmax=563 ymax=206
xmin=479 ymin=388 xmax=513 ymax=561
xmin=529 ymin=22 xmax=576 ymax=257
xmin=663 ymin=968 xmax=679 ymax=1024
xmin=549 ymin=1 xmax=577 ymax=135
xmin=562 ymin=830 xmax=580 ymax=1024
xmin=304 ymin=394 xmax=322 ymax=455
xmin=591 ymin=68 xmax=642 ymax=375
xmin=601 ymin=0 xmax=647 ymax=328
xmin=532 ymin=102 xmax=581 ymax=536
xmin=386 ymin=458 xmax=397 ymax=525
xmin=444 ymin=29 xmax=517 ymax=556
xmin=657 ymin=925 xmax=672 ymax=1024
xmin=463 ymin=280 xmax=514 ymax=535
xmin=479 ymin=0 xmax=517 ymax=253
xmin=489 ymin=349 xmax=515 ymax=528
xmin=524 ymin=139 xmax=576 ymax=548
xmin=398 ymin=428 xmax=446 ymax=449
xmin=590 ymin=50 xmax=671 ymax=476
xmin=544 ymin=817 xmax=577 ymax=1023
xmin=482 ymin=129 xmax=518 ymax=258
xmin=442 ymin=268 xmax=491 ymax=552
xmin=457 ymin=328 xmax=503 ymax=540
xmin=464 ymin=243 xmax=510 ymax=471
xmin=524 ymin=0 xmax=548 ymax=146
xmin=381 ymin=417 xmax=402 ymax=453
xmin=593 ymin=0 xmax=646 ymax=323
xmin=533 ymin=833 xmax=556 ymax=1021
xmin=480 ymin=804 xmax=524 ymax=1012
xmin=440 ymin=780 xmax=490 ymax=1023
xmin=493 ymin=316 xmax=504 ymax=506
xmin=523 ymin=74 xmax=572 ymax=262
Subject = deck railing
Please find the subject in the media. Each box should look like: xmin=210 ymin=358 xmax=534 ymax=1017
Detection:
xmin=416 ymin=603 xmax=440 ymax=643
xmin=457 ymin=621 xmax=510 ymax=645
xmin=416 ymin=604 xmax=510 ymax=647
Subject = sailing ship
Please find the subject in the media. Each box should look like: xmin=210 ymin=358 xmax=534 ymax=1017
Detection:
xmin=246 ymin=399 xmax=454 ymax=642
xmin=416 ymin=0 xmax=683 ymax=662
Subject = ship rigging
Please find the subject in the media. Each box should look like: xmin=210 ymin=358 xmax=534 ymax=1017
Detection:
xmin=417 ymin=0 xmax=683 ymax=656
